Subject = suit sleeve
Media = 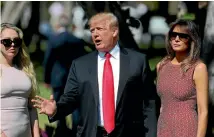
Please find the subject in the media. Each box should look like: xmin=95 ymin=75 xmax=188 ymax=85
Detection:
xmin=142 ymin=55 xmax=157 ymax=137
xmin=49 ymin=60 xmax=80 ymax=122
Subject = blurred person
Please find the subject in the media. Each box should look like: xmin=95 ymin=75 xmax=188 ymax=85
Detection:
xmin=71 ymin=5 xmax=92 ymax=44
xmin=201 ymin=1 xmax=214 ymax=103
xmin=0 ymin=23 xmax=40 ymax=137
xmin=201 ymin=1 xmax=214 ymax=136
xmin=156 ymin=19 xmax=208 ymax=137
xmin=48 ymin=1 xmax=65 ymax=32
xmin=121 ymin=3 xmax=148 ymax=46
xmin=32 ymin=12 xmax=157 ymax=137
xmin=43 ymin=14 xmax=86 ymax=137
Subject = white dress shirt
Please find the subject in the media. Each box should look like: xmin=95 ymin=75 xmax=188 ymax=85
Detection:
xmin=97 ymin=44 xmax=120 ymax=126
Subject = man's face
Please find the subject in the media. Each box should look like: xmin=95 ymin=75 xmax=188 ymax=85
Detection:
xmin=90 ymin=20 xmax=117 ymax=52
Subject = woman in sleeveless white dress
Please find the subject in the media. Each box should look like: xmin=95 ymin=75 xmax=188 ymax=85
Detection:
xmin=0 ymin=23 xmax=40 ymax=137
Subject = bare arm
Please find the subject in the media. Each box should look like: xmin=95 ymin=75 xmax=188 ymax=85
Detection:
xmin=28 ymin=100 xmax=40 ymax=137
xmin=194 ymin=63 xmax=208 ymax=137
xmin=156 ymin=62 xmax=161 ymax=74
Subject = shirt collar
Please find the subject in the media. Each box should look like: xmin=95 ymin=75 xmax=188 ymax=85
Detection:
xmin=98 ymin=43 xmax=120 ymax=60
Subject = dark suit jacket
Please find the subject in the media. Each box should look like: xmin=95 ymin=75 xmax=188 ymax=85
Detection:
xmin=50 ymin=46 xmax=157 ymax=137
xmin=43 ymin=31 xmax=86 ymax=88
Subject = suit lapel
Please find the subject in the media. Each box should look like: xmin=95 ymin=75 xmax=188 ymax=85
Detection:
xmin=116 ymin=48 xmax=130 ymax=108
xmin=88 ymin=51 xmax=99 ymax=107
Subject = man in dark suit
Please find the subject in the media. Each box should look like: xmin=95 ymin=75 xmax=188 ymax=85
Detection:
xmin=43 ymin=14 xmax=86 ymax=136
xmin=33 ymin=12 xmax=157 ymax=137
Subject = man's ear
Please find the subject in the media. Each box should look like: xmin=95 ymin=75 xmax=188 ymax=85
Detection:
xmin=113 ymin=28 xmax=119 ymax=37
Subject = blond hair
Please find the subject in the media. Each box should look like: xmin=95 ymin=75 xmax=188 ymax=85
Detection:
xmin=1 ymin=23 xmax=39 ymax=99
xmin=88 ymin=12 xmax=119 ymax=30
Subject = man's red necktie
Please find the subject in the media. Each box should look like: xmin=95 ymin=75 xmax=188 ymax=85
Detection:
xmin=102 ymin=52 xmax=115 ymax=133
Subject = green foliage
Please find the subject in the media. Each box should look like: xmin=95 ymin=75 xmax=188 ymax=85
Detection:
xmin=180 ymin=13 xmax=196 ymax=20
xmin=149 ymin=56 xmax=162 ymax=70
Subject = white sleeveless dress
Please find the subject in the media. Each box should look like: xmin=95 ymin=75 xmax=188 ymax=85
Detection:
xmin=0 ymin=64 xmax=32 ymax=137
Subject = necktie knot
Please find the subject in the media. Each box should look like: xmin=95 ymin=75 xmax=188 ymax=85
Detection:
xmin=105 ymin=52 xmax=111 ymax=59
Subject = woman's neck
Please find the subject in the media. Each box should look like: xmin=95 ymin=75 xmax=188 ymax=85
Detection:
xmin=0 ymin=54 xmax=13 ymax=67
xmin=172 ymin=52 xmax=188 ymax=64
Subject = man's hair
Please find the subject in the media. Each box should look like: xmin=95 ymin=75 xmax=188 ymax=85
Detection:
xmin=88 ymin=12 xmax=119 ymax=29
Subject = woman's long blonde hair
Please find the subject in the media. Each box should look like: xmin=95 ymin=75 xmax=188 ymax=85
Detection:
xmin=159 ymin=19 xmax=201 ymax=73
xmin=1 ymin=23 xmax=39 ymax=99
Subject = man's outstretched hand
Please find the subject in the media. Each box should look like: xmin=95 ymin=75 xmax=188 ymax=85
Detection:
xmin=31 ymin=95 xmax=57 ymax=117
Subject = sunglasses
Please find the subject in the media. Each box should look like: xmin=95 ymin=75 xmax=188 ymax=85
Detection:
xmin=169 ymin=32 xmax=190 ymax=42
xmin=1 ymin=38 xmax=22 ymax=48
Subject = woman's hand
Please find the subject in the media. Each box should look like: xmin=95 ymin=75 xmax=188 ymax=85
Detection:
xmin=1 ymin=130 xmax=7 ymax=137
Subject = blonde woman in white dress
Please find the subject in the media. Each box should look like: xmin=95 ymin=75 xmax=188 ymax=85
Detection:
xmin=0 ymin=23 xmax=40 ymax=137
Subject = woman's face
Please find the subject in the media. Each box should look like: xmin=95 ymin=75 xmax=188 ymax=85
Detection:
xmin=0 ymin=28 xmax=22 ymax=60
xmin=169 ymin=25 xmax=191 ymax=53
